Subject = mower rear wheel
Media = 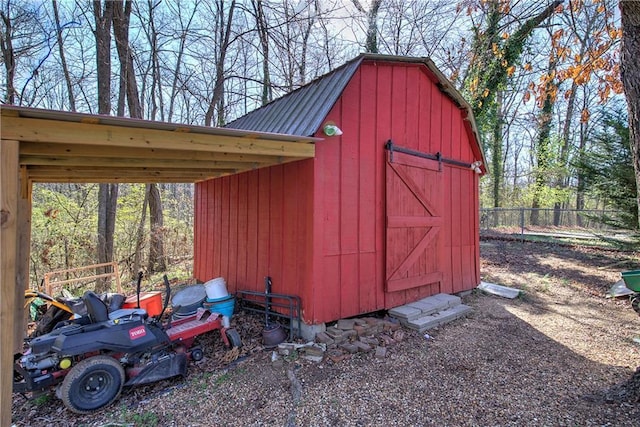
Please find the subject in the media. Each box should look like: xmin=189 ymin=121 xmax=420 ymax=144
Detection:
xmin=59 ymin=355 xmax=125 ymax=414
xmin=225 ymin=328 xmax=242 ymax=348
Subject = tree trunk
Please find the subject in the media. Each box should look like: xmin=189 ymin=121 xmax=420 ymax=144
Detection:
xmin=204 ymin=0 xmax=236 ymax=127
xmin=575 ymin=106 xmax=588 ymax=226
xmin=620 ymin=1 xmax=640 ymax=229
xmin=0 ymin=9 xmax=16 ymax=104
xmin=93 ymin=0 xmax=116 ymax=290
xmin=93 ymin=0 xmax=113 ymax=115
xmin=113 ymin=0 xmax=142 ymax=119
xmin=530 ymin=56 xmax=558 ymax=226
xmin=96 ymin=184 xmax=118 ymax=292
xmin=52 ymin=0 xmax=76 ymax=111
xmin=147 ymin=183 xmax=166 ymax=273
xmin=252 ymin=0 xmax=272 ymax=106
xmin=492 ymin=90 xmax=504 ymax=210
xmin=132 ymin=184 xmax=149 ymax=279
xmin=168 ymin=3 xmax=198 ymax=123
xmin=352 ymin=0 xmax=382 ymax=53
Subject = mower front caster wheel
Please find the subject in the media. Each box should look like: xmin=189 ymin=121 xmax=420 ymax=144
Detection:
xmin=225 ymin=328 xmax=242 ymax=348
xmin=191 ymin=347 xmax=204 ymax=361
xmin=59 ymin=355 xmax=125 ymax=414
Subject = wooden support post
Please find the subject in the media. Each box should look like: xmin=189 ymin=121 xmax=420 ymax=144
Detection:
xmin=16 ymin=171 xmax=31 ymax=350
xmin=1 ymin=139 xmax=19 ymax=427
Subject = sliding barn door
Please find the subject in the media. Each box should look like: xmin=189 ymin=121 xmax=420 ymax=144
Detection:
xmin=385 ymin=150 xmax=443 ymax=292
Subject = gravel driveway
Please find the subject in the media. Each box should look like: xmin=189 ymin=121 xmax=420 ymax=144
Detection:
xmin=12 ymin=240 xmax=640 ymax=426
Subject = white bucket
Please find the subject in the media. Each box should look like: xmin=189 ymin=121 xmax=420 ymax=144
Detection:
xmin=204 ymin=277 xmax=228 ymax=300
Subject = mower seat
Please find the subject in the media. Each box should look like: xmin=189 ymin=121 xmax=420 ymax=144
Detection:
xmin=83 ymin=291 xmax=109 ymax=323
xmin=83 ymin=291 xmax=147 ymax=323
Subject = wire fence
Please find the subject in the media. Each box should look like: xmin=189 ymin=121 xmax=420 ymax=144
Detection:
xmin=480 ymin=208 xmax=626 ymax=233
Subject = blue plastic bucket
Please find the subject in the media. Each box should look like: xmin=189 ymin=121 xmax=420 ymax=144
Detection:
xmin=204 ymin=295 xmax=235 ymax=318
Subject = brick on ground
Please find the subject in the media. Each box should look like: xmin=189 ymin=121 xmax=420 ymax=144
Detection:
xmin=340 ymin=342 xmax=359 ymax=354
xmin=315 ymin=332 xmax=334 ymax=345
xmin=353 ymin=341 xmax=372 ymax=353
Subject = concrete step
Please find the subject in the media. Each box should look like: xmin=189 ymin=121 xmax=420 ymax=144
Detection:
xmin=388 ymin=293 xmax=461 ymax=321
xmin=388 ymin=293 xmax=472 ymax=332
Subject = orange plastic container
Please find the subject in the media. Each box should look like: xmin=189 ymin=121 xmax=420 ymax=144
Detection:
xmin=122 ymin=291 xmax=163 ymax=317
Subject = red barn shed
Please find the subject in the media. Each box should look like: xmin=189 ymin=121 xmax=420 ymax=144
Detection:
xmin=193 ymin=54 xmax=485 ymax=328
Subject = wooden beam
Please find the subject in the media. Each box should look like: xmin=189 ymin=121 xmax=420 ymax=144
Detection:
xmin=26 ymin=166 xmax=238 ymax=183
xmin=20 ymin=155 xmax=264 ymax=170
xmin=2 ymin=116 xmax=316 ymax=158
xmin=1 ymin=139 xmax=19 ymax=427
xmin=20 ymin=142 xmax=286 ymax=164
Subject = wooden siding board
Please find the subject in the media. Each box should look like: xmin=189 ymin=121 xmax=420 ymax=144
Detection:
xmin=228 ymin=175 xmax=239 ymax=288
xmin=246 ymin=171 xmax=259 ymax=291
xmin=200 ymin=181 xmax=210 ymax=279
xmin=340 ymin=253 xmax=359 ymax=318
xmin=283 ymin=163 xmax=299 ymax=297
xmin=372 ymin=62 xmax=400 ymax=307
xmin=358 ymin=252 xmax=377 ymax=313
xmin=207 ymin=180 xmax=215 ymax=279
xmin=391 ymin=65 xmax=408 ymax=147
xmin=474 ymin=173 xmax=481 ymax=285
xmin=193 ymin=183 xmax=202 ymax=279
xmin=195 ymin=182 xmax=204 ymax=279
xmin=257 ymin=168 xmax=270 ymax=289
xmin=450 ymin=103 xmax=462 ymax=160
xmin=318 ymin=256 xmax=341 ymax=322
xmin=359 ymin=65 xmax=377 ymax=254
xmin=440 ymin=167 xmax=453 ymax=294
xmin=340 ymin=74 xmax=360 ymax=256
xmin=430 ymin=82 xmax=442 ymax=154
xmin=269 ymin=166 xmax=284 ymax=290
xmin=220 ymin=178 xmax=230 ymax=280
xmin=321 ymin=110 xmax=341 ymax=257
xmin=374 ymin=64 xmax=390 ymax=311
xmin=452 ymin=168 xmax=463 ymax=292
xmin=462 ymin=244 xmax=474 ymax=289
xmin=441 ymin=99 xmax=453 ymax=158
xmin=236 ymin=173 xmax=248 ymax=288
xmin=418 ymin=69 xmax=432 ymax=154
xmin=297 ymin=160 xmax=314 ymax=318
xmin=405 ymin=67 xmax=420 ymax=147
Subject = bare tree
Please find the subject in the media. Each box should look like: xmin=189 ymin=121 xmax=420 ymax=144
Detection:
xmin=112 ymin=0 xmax=141 ymax=118
xmin=204 ymin=0 xmax=236 ymax=127
xmin=92 ymin=0 xmax=117 ymax=291
xmin=51 ymin=0 xmax=75 ymax=111
xmin=352 ymin=0 xmax=383 ymax=53
xmin=147 ymin=183 xmax=166 ymax=273
xmin=251 ymin=0 xmax=272 ymax=105
xmin=0 ymin=2 xmax=16 ymax=103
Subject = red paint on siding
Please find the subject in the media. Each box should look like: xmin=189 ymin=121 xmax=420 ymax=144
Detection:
xmin=193 ymin=59 xmax=482 ymax=324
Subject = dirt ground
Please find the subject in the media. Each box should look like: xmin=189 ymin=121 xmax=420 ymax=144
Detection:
xmin=11 ymin=238 xmax=640 ymax=426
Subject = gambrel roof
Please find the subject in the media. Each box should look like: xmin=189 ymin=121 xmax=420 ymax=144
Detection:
xmin=227 ymin=54 xmax=483 ymax=163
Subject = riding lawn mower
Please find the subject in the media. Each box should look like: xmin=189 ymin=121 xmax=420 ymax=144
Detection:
xmin=14 ymin=273 xmax=242 ymax=414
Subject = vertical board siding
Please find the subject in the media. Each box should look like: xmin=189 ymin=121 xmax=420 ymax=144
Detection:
xmin=358 ymin=63 xmax=379 ymax=318
xmin=194 ymin=59 xmax=482 ymax=325
xmin=193 ymin=162 xmax=314 ymax=307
